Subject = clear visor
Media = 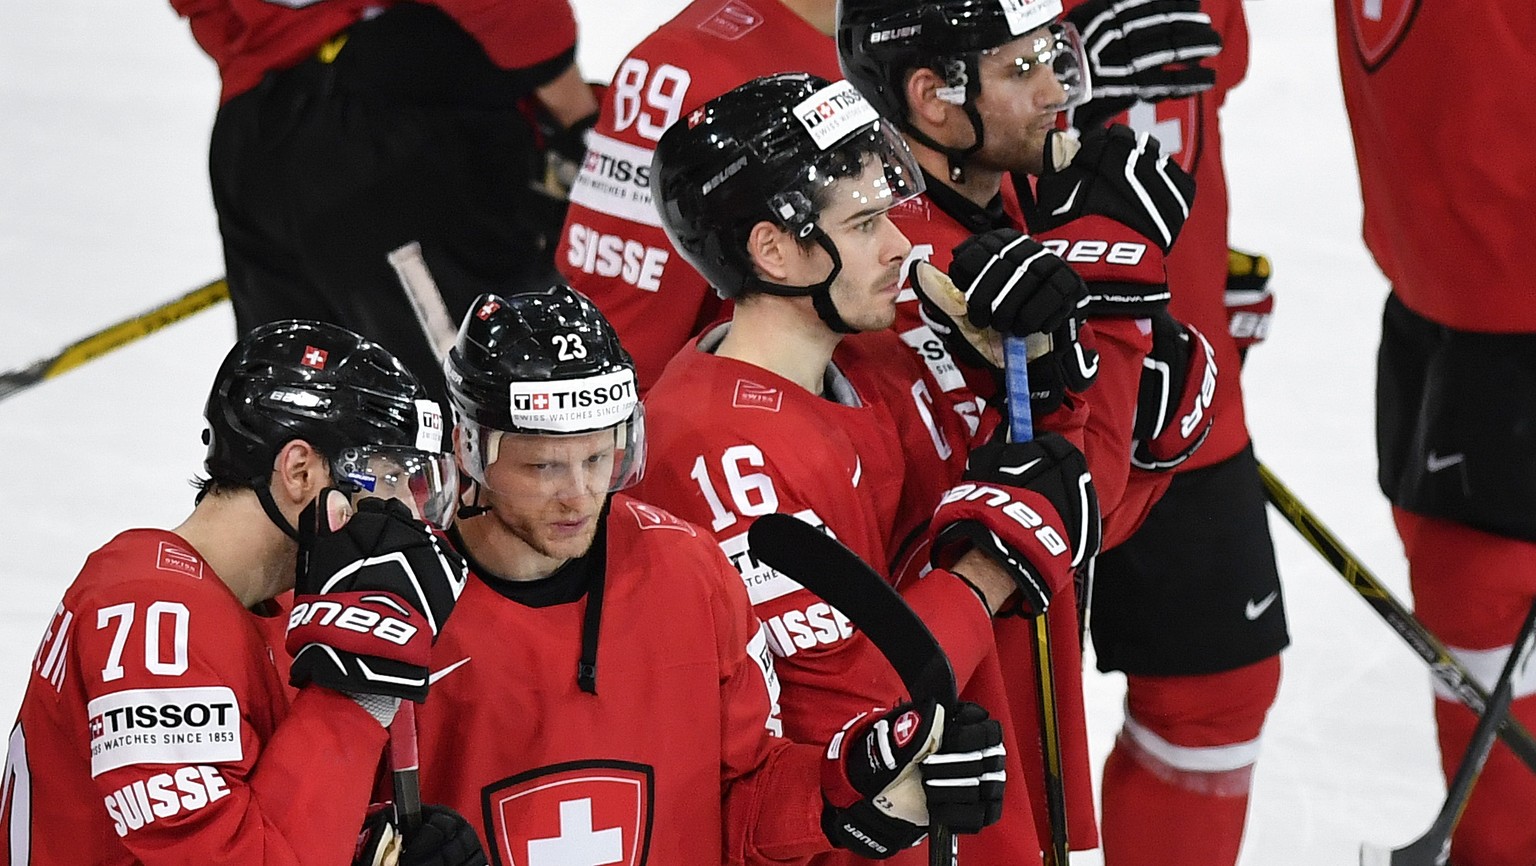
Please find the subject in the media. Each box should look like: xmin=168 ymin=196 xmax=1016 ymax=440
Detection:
xmin=456 ymin=405 xmax=646 ymax=500
xmin=774 ymin=121 xmax=926 ymax=233
xmin=332 ymin=446 xmax=460 ymax=529
xmin=984 ymin=22 xmax=1092 ymax=110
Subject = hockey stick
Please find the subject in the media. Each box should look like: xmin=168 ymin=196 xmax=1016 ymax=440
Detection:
xmin=1257 ymin=462 xmax=1536 ymax=774
xmin=746 ymin=513 xmax=959 ymax=866
xmin=1003 ymin=335 xmax=1070 ymax=866
xmin=0 ymin=277 xmax=229 ymax=404
xmin=1360 ymin=597 xmax=1536 ymax=866
xmin=389 ymin=702 xmax=423 ymax=835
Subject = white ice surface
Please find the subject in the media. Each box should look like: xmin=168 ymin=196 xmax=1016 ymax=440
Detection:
xmin=0 ymin=0 xmax=1447 ymax=861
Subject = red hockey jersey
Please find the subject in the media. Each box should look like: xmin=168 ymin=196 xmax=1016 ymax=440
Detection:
xmin=415 ymin=494 xmax=830 ymax=866
xmin=1334 ymin=0 xmax=1536 ymax=332
xmin=634 ymin=329 xmax=1051 ymax=864
xmin=172 ymin=0 xmax=579 ymax=104
xmin=0 ymin=529 xmax=386 ymax=866
xmin=554 ymin=0 xmax=843 ymax=391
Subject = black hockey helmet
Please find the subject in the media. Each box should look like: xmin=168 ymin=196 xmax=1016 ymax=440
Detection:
xmin=651 ymin=72 xmax=923 ymax=332
xmin=203 ymin=320 xmax=457 ymax=528
xmin=444 ymin=286 xmax=644 ymax=493
xmin=837 ymin=0 xmax=1090 ymax=179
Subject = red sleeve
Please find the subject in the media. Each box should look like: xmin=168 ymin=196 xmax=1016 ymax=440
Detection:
xmin=70 ymin=569 xmax=386 ymax=864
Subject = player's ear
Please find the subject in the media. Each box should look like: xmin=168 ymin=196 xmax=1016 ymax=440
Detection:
xmin=905 ymin=67 xmax=952 ymax=132
xmin=746 ymin=219 xmax=797 ymax=283
xmin=271 ymin=439 xmax=329 ymax=510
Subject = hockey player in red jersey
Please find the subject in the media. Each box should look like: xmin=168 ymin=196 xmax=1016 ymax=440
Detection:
xmin=1050 ymin=1 xmax=1290 ymax=863
xmin=170 ymin=0 xmax=600 ymax=404
xmin=0 ymin=321 xmax=481 ymax=865
xmin=639 ymin=72 xmax=1102 ymax=865
xmin=1336 ymin=4 xmax=1536 ymax=864
xmin=555 ymin=0 xmax=844 ymax=391
xmin=416 ymin=283 xmax=1008 ymax=865
xmin=837 ymin=0 xmax=1233 ymax=853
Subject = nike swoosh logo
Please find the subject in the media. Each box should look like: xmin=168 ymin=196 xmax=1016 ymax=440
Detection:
xmin=1001 ymin=458 xmax=1043 ymax=476
xmin=1051 ymin=181 xmax=1082 ymax=217
xmin=428 ymin=657 xmax=471 ymax=685
xmin=1426 ymin=452 xmax=1465 ymax=473
xmin=1245 ymin=591 xmax=1279 ymax=621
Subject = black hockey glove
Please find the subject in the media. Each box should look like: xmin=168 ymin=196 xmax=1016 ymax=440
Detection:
xmin=920 ymin=702 xmax=1007 ymax=833
xmin=1067 ymin=0 xmax=1223 ymax=132
xmin=1025 ymin=316 xmax=1100 ymax=417
xmin=355 ymin=804 xmax=488 ymax=866
xmin=932 ymin=432 xmax=1100 ymax=618
xmin=1024 ymin=125 xmax=1195 ymax=317
xmin=289 ymin=495 xmax=469 ymax=703
xmin=911 ymin=252 xmax=1095 ymax=418
xmin=946 ymin=228 xmax=1088 ymax=338
xmin=821 ymin=701 xmax=1006 ymax=858
xmin=1131 ymin=310 xmax=1218 ymax=471
xmin=1032 ymin=125 xmax=1194 ymax=252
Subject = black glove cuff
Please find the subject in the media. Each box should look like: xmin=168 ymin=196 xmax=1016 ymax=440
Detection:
xmin=821 ymin=800 xmax=924 ymax=860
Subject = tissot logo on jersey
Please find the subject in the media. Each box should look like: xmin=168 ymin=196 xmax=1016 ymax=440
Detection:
xmin=88 ymin=686 xmax=243 ymax=776
xmin=105 ymin=765 xmax=231 ymax=837
xmin=508 ymin=369 xmax=637 ymax=433
xmin=569 ymin=132 xmax=663 ymax=228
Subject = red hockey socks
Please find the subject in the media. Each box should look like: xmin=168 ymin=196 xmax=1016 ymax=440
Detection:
xmin=1397 ymin=508 xmax=1536 ymax=866
xmin=1100 ymin=657 xmax=1280 ymax=866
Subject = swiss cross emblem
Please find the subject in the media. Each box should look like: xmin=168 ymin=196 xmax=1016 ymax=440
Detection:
xmin=301 ymin=346 xmax=328 ymax=369
xmin=688 ymin=108 xmax=706 ymax=128
xmin=532 ymin=393 xmax=550 ymax=411
xmin=1101 ymin=96 xmax=1202 ymax=174
xmin=477 ymin=300 xmax=502 ymax=320
xmin=1347 ymin=0 xmax=1419 ymax=71
xmin=89 ymin=714 xmax=104 ymax=738
xmin=893 ymin=710 xmax=921 ymax=747
xmin=481 ymin=761 xmax=653 ymax=866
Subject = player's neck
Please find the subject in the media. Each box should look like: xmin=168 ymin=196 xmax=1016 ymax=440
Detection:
xmin=174 ymin=491 xmax=297 ymax=608
xmin=909 ymin=132 xmax=1004 ymax=208
xmin=777 ymin=0 xmax=835 ymax=35
xmin=717 ymin=298 xmax=840 ymax=396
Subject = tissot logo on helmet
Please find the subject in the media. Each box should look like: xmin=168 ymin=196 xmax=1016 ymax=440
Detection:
xmin=792 ymin=80 xmax=880 ymax=150
xmin=507 ymin=369 xmax=638 ymax=434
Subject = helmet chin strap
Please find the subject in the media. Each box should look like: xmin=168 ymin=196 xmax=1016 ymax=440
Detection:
xmin=255 ymin=479 xmax=301 ymax=541
xmin=746 ymin=229 xmax=859 ymax=335
xmin=457 ymin=482 xmax=492 ymax=520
